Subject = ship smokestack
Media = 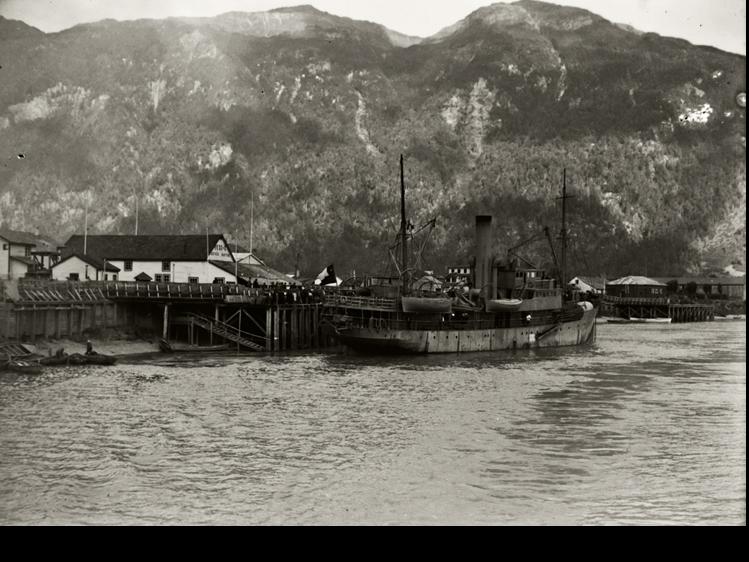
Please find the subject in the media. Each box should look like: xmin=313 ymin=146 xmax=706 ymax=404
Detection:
xmin=475 ymin=215 xmax=493 ymax=297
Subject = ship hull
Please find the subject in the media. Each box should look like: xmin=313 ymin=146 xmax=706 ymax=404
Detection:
xmin=338 ymin=306 xmax=597 ymax=354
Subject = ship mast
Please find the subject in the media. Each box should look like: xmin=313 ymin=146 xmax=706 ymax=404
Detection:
xmin=400 ymin=154 xmax=409 ymax=295
xmin=558 ymin=168 xmax=574 ymax=290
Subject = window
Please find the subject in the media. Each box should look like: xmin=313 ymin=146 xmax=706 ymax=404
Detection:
xmin=213 ymin=277 xmax=225 ymax=284
xmin=155 ymin=274 xmax=171 ymax=283
xmin=162 ymin=260 xmax=171 ymax=272
xmin=104 ymin=274 xmax=108 ymax=281
xmin=2 ymin=243 xmax=7 ymax=250
xmin=25 ymin=246 xmax=31 ymax=257
xmin=112 ymin=274 xmax=118 ymax=281
xmin=124 ymin=260 xmax=133 ymax=271
xmin=188 ymin=277 xmax=199 ymax=284
xmin=69 ymin=273 xmax=79 ymax=281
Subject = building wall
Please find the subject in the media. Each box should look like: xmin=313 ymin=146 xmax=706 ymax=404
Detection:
xmin=52 ymin=256 xmax=102 ymax=281
xmin=0 ymin=239 xmax=32 ymax=279
xmin=606 ymin=284 xmax=666 ymax=298
xmin=9 ymin=259 xmax=29 ymax=279
xmin=209 ymin=240 xmax=234 ymax=262
xmin=693 ymin=282 xmax=744 ymax=299
xmin=0 ymin=237 xmax=9 ymax=279
xmin=106 ymin=260 xmax=237 ymax=284
xmin=9 ymin=243 xmax=29 ymax=257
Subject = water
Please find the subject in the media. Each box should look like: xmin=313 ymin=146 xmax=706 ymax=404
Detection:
xmin=0 ymin=322 xmax=744 ymax=525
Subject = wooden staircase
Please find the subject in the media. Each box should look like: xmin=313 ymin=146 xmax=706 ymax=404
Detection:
xmin=186 ymin=313 xmax=265 ymax=351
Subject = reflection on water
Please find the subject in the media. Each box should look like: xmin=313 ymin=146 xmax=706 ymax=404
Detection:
xmin=0 ymin=322 xmax=744 ymax=525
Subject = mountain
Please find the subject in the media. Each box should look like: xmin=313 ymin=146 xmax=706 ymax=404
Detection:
xmin=0 ymin=1 xmax=745 ymax=279
xmin=0 ymin=15 xmax=44 ymax=40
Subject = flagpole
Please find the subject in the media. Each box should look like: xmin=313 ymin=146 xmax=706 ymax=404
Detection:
xmin=249 ymin=192 xmax=254 ymax=259
xmin=400 ymin=155 xmax=408 ymax=295
xmin=84 ymin=197 xmax=89 ymax=255
xmin=134 ymin=187 xmax=139 ymax=236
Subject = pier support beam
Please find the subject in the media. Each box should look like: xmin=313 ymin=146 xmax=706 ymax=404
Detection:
xmin=313 ymin=305 xmax=319 ymax=348
xmin=273 ymin=307 xmax=280 ymax=352
xmin=265 ymin=308 xmax=272 ymax=352
xmin=162 ymin=304 xmax=169 ymax=340
xmin=290 ymin=309 xmax=298 ymax=350
xmin=280 ymin=309 xmax=287 ymax=351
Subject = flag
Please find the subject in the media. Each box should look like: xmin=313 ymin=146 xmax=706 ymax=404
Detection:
xmin=316 ymin=264 xmax=338 ymax=286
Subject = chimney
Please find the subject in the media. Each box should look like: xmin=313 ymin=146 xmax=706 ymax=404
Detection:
xmin=475 ymin=216 xmax=493 ymax=298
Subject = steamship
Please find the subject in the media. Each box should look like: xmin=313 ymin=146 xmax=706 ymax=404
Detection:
xmin=325 ymin=158 xmax=598 ymax=354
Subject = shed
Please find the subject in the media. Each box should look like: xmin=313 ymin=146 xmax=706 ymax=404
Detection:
xmin=569 ymin=276 xmax=605 ymax=295
xmin=606 ymin=276 xmax=667 ymax=298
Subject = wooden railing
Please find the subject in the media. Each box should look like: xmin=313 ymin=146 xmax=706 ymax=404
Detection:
xmin=324 ymin=294 xmax=398 ymax=311
xmin=603 ymin=295 xmax=671 ymax=306
xmin=7 ymin=279 xmax=327 ymax=304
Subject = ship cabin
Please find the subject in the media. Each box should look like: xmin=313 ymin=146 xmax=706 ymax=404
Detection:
xmin=325 ymin=215 xmax=587 ymax=338
xmin=473 ymin=214 xmax=562 ymax=313
xmin=492 ymin=260 xmax=562 ymax=312
xmin=364 ymin=276 xmax=403 ymax=299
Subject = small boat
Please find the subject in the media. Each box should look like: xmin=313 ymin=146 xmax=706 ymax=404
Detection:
xmin=1 ymin=343 xmax=43 ymax=374
xmin=159 ymin=339 xmax=231 ymax=353
xmin=39 ymin=353 xmax=117 ymax=366
xmin=401 ymin=296 xmax=452 ymax=313
xmin=1 ymin=358 xmax=43 ymax=374
xmin=607 ymin=317 xmax=672 ymax=324
xmin=714 ymin=314 xmax=746 ymax=321
xmin=485 ymin=298 xmax=523 ymax=312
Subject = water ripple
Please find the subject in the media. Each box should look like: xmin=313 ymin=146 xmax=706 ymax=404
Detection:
xmin=0 ymin=322 xmax=744 ymax=524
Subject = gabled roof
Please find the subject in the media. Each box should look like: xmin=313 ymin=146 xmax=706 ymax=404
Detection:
xmin=571 ymin=276 xmax=605 ymax=290
xmin=607 ymin=276 xmax=666 ymax=286
xmin=236 ymin=251 xmax=267 ymax=266
xmin=62 ymin=234 xmax=232 ymax=261
xmin=134 ymin=272 xmax=152 ymax=282
xmin=53 ymin=253 xmax=120 ymax=272
xmin=652 ymin=276 xmax=745 ymax=286
xmin=30 ymin=235 xmax=62 ymax=254
xmin=9 ymin=255 xmax=35 ymax=266
xmin=0 ymin=227 xmax=38 ymax=246
xmin=209 ymin=260 xmax=301 ymax=286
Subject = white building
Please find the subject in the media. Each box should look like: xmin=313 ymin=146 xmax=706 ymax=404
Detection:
xmin=52 ymin=253 xmax=121 ymax=281
xmin=569 ymin=276 xmax=604 ymax=295
xmin=446 ymin=265 xmax=472 ymax=283
xmin=0 ymin=228 xmax=38 ymax=279
xmin=53 ymin=234 xmax=239 ymax=284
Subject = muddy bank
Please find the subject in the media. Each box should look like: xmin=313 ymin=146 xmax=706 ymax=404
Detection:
xmin=15 ymin=327 xmax=159 ymax=359
xmin=27 ymin=337 xmax=158 ymax=358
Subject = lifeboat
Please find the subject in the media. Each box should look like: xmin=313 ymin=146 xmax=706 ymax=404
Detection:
xmin=401 ymin=297 xmax=452 ymax=313
xmin=485 ymin=298 xmax=523 ymax=312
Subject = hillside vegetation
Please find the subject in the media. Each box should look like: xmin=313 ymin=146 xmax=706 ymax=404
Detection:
xmin=0 ymin=1 xmax=745 ymax=279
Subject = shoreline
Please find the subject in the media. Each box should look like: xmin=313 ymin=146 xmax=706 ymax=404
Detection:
xmin=8 ymin=315 xmax=745 ymax=363
xmin=21 ymin=337 xmax=159 ymax=360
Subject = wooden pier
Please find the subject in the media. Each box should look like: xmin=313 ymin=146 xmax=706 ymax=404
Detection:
xmin=603 ymin=296 xmax=715 ymax=323
xmin=1 ymin=280 xmax=337 ymax=352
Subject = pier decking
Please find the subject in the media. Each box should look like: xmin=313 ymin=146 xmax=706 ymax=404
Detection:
xmin=603 ymin=296 xmax=715 ymax=323
xmin=1 ymin=280 xmax=335 ymax=352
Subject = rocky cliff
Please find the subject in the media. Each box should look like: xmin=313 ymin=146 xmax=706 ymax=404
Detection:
xmin=0 ymin=1 xmax=745 ymax=278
